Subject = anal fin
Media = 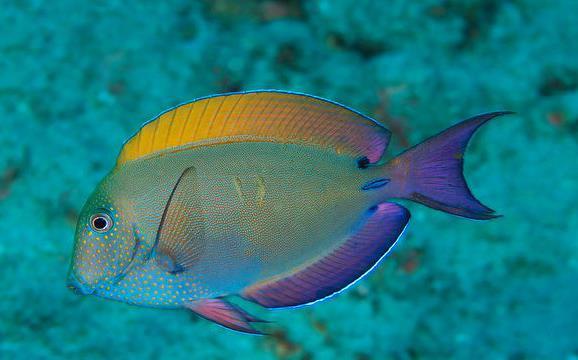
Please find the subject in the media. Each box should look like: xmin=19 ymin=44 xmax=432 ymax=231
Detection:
xmin=185 ymin=299 xmax=267 ymax=335
xmin=242 ymin=202 xmax=410 ymax=308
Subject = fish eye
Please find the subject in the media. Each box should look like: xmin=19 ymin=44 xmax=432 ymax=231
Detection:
xmin=90 ymin=213 xmax=113 ymax=233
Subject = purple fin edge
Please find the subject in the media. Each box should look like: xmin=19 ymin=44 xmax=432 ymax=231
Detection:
xmin=242 ymin=202 xmax=410 ymax=309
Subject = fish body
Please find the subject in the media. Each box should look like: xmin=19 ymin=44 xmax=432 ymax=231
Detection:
xmin=68 ymin=90 xmax=510 ymax=333
xmin=92 ymin=142 xmax=376 ymax=306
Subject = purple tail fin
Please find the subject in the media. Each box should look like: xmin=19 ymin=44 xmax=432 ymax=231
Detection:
xmin=385 ymin=111 xmax=513 ymax=220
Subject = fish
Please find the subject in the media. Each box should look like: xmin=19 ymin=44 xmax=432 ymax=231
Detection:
xmin=67 ymin=90 xmax=511 ymax=334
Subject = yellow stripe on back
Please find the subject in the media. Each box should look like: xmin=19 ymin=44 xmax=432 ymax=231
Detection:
xmin=116 ymin=91 xmax=391 ymax=166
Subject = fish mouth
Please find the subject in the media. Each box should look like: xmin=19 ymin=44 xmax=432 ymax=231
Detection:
xmin=67 ymin=272 xmax=95 ymax=295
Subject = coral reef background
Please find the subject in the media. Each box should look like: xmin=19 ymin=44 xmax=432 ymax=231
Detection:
xmin=1 ymin=1 xmax=577 ymax=359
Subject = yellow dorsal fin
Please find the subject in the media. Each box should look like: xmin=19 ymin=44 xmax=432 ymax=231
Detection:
xmin=117 ymin=91 xmax=391 ymax=166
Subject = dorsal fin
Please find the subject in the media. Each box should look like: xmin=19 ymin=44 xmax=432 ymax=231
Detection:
xmin=117 ymin=91 xmax=391 ymax=166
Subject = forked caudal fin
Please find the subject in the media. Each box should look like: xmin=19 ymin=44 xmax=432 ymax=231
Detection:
xmin=384 ymin=111 xmax=514 ymax=220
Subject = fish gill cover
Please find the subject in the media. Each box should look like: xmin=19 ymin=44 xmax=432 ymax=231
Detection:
xmin=1 ymin=0 xmax=577 ymax=359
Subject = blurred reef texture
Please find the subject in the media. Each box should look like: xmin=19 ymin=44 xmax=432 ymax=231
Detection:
xmin=1 ymin=0 xmax=577 ymax=359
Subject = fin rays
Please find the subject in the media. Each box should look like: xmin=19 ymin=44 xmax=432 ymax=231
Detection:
xmin=116 ymin=90 xmax=391 ymax=166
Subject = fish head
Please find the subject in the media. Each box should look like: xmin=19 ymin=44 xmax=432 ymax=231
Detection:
xmin=68 ymin=181 xmax=141 ymax=295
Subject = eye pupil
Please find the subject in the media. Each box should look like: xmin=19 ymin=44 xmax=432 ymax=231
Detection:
xmin=93 ymin=217 xmax=108 ymax=230
xmin=90 ymin=213 xmax=112 ymax=232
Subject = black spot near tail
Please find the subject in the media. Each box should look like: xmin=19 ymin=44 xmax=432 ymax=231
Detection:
xmin=357 ymin=156 xmax=370 ymax=169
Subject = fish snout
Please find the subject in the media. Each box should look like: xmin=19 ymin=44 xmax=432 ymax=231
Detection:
xmin=67 ymin=272 xmax=96 ymax=295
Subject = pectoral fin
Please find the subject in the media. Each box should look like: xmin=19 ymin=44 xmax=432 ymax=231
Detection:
xmin=154 ymin=167 xmax=205 ymax=273
xmin=185 ymin=299 xmax=267 ymax=335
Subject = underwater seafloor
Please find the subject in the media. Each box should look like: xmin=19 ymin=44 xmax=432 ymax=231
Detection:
xmin=1 ymin=1 xmax=577 ymax=359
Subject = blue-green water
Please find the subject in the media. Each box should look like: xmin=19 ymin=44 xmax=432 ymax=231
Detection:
xmin=1 ymin=1 xmax=577 ymax=359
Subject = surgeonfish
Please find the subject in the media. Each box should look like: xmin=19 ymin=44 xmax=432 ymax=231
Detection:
xmin=67 ymin=90 xmax=510 ymax=334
